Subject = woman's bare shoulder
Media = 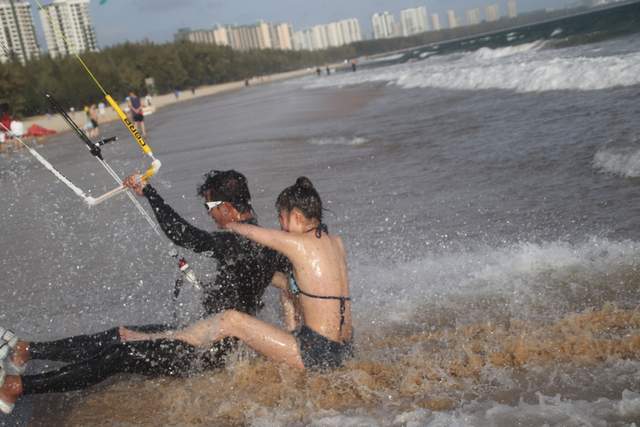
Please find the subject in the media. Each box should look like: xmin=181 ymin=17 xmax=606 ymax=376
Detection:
xmin=331 ymin=234 xmax=346 ymax=254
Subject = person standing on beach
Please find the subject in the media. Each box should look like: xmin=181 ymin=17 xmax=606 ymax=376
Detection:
xmin=127 ymin=91 xmax=146 ymax=137
xmin=0 ymin=103 xmax=11 ymax=143
xmin=88 ymin=104 xmax=99 ymax=138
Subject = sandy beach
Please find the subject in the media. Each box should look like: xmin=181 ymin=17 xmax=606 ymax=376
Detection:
xmin=19 ymin=67 xmax=317 ymax=136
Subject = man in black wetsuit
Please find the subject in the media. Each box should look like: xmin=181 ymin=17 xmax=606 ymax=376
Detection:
xmin=0 ymin=171 xmax=289 ymax=410
xmin=140 ymin=169 xmax=288 ymax=317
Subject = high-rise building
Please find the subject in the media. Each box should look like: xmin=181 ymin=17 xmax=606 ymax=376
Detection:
xmin=292 ymin=30 xmax=306 ymax=51
xmin=224 ymin=21 xmax=274 ymax=51
xmin=299 ymin=28 xmax=314 ymax=50
xmin=485 ymin=4 xmax=500 ymax=22
xmin=272 ymin=23 xmax=293 ymax=50
xmin=178 ymin=23 xmax=291 ymax=50
xmin=228 ymin=25 xmax=258 ymax=51
xmin=0 ymin=0 xmax=39 ymax=63
xmin=255 ymin=21 xmax=272 ymax=49
xmin=431 ymin=13 xmax=441 ymax=31
xmin=292 ymin=18 xmax=361 ymax=51
xmin=175 ymin=26 xmax=229 ymax=47
xmin=400 ymin=6 xmax=429 ymax=37
xmin=466 ymin=8 xmax=481 ymax=25
xmin=325 ymin=22 xmax=343 ymax=47
xmin=447 ymin=10 xmax=459 ymax=29
xmin=338 ymin=18 xmax=362 ymax=44
xmin=213 ymin=26 xmax=229 ymax=46
xmin=372 ymin=12 xmax=396 ymax=39
xmin=179 ymin=17 xmax=359 ymax=53
xmin=176 ymin=21 xmax=296 ymax=51
xmin=507 ymin=0 xmax=518 ymax=18
xmin=311 ymin=25 xmax=328 ymax=50
xmin=182 ymin=29 xmax=212 ymax=44
xmin=39 ymin=0 xmax=98 ymax=58
xmin=293 ymin=28 xmax=317 ymax=50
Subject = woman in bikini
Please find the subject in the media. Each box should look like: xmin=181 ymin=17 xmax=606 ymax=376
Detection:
xmin=120 ymin=176 xmax=353 ymax=370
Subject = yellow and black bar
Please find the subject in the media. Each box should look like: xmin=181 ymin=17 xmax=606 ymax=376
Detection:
xmin=33 ymin=0 xmax=160 ymax=180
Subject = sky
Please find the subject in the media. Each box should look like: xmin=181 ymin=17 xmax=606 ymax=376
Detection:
xmin=46 ymin=0 xmax=570 ymax=47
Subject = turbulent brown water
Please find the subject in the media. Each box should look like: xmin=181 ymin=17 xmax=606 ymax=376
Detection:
xmin=65 ymin=305 xmax=640 ymax=426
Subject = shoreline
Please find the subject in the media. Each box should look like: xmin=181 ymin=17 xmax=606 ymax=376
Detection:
xmin=20 ymin=67 xmax=317 ymax=137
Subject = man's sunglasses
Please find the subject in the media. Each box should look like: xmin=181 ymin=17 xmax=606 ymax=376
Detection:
xmin=204 ymin=201 xmax=224 ymax=211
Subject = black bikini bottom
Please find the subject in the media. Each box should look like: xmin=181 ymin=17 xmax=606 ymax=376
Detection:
xmin=295 ymin=326 xmax=353 ymax=371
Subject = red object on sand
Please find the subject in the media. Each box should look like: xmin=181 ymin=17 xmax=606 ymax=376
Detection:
xmin=25 ymin=124 xmax=56 ymax=137
xmin=0 ymin=113 xmax=10 ymax=131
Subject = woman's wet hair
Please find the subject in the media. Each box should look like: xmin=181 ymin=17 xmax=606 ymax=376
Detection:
xmin=198 ymin=170 xmax=253 ymax=213
xmin=276 ymin=177 xmax=322 ymax=222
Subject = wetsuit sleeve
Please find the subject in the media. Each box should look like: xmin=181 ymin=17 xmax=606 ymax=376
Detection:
xmin=142 ymin=185 xmax=233 ymax=257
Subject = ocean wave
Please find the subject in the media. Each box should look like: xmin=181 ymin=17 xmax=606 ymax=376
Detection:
xmin=423 ymin=390 xmax=640 ymax=426
xmin=40 ymin=237 xmax=640 ymax=425
xmin=593 ymin=147 xmax=640 ymax=178
xmin=308 ymin=136 xmax=369 ymax=146
xmin=363 ymin=53 xmax=405 ymax=64
xmin=469 ymin=40 xmax=546 ymax=60
xmin=353 ymin=237 xmax=640 ymax=325
xmin=306 ymin=43 xmax=640 ymax=93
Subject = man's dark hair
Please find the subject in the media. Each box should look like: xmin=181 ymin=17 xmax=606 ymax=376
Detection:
xmin=198 ymin=170 xmax=253 ymax=213
xmin=276 ymin=176 xmax=322 ymax=222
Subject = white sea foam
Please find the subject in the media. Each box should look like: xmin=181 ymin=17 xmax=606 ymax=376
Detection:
xmin=306 ymin=42 xmax=640 ymax=93
xmin=469 ymin=41 xmax=546 ymax=60
xmin=308 ymin=136 xmax=369 ymax=146
xmin=249 ymin=390 xmax=640 ymax=426
xmin=413 ymin=391 xmax=640 ymax=426
xmin=593 ymin=148 xmax=640 ymax=178
xmin=352 ymin=237 xmax=640 ymax=323
xmin=363 ymin=53 xmax=405 ymax=63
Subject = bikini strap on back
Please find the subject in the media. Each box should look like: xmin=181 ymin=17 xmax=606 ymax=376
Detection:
xmin=297 ymin=289 xmax=350 ymax=332
xmin=315 ymin=223 xmax=328 ymax=238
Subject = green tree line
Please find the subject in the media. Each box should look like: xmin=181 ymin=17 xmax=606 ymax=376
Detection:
xmin=0 ymin=41 xmax=356 ymax=118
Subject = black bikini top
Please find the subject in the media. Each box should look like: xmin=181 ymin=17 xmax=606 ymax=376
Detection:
xmin=288 ymin=273 xmax=351 ymax=332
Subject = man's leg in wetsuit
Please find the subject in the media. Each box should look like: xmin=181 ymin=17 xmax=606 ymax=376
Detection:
xmin=21 ymin=338 xmax=235 ymax=395
xmin=28 ymin=324 xmax=173 ymax=363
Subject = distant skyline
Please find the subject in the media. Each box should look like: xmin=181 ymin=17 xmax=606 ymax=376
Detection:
xmin=35 ymin=0 xmax=570 ymax=49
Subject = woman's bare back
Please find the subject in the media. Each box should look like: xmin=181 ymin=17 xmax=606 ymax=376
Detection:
xmin=290 ymin=233 xmax=351 ymax=342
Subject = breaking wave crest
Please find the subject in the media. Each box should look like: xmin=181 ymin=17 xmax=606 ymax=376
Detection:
xmin=308 ymin=136 xmax=369 ymax=146
xmin=593 ymin=147 xmax=640 ymax=178
xmin=307 ymin=43 xmax=640 ymax=93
